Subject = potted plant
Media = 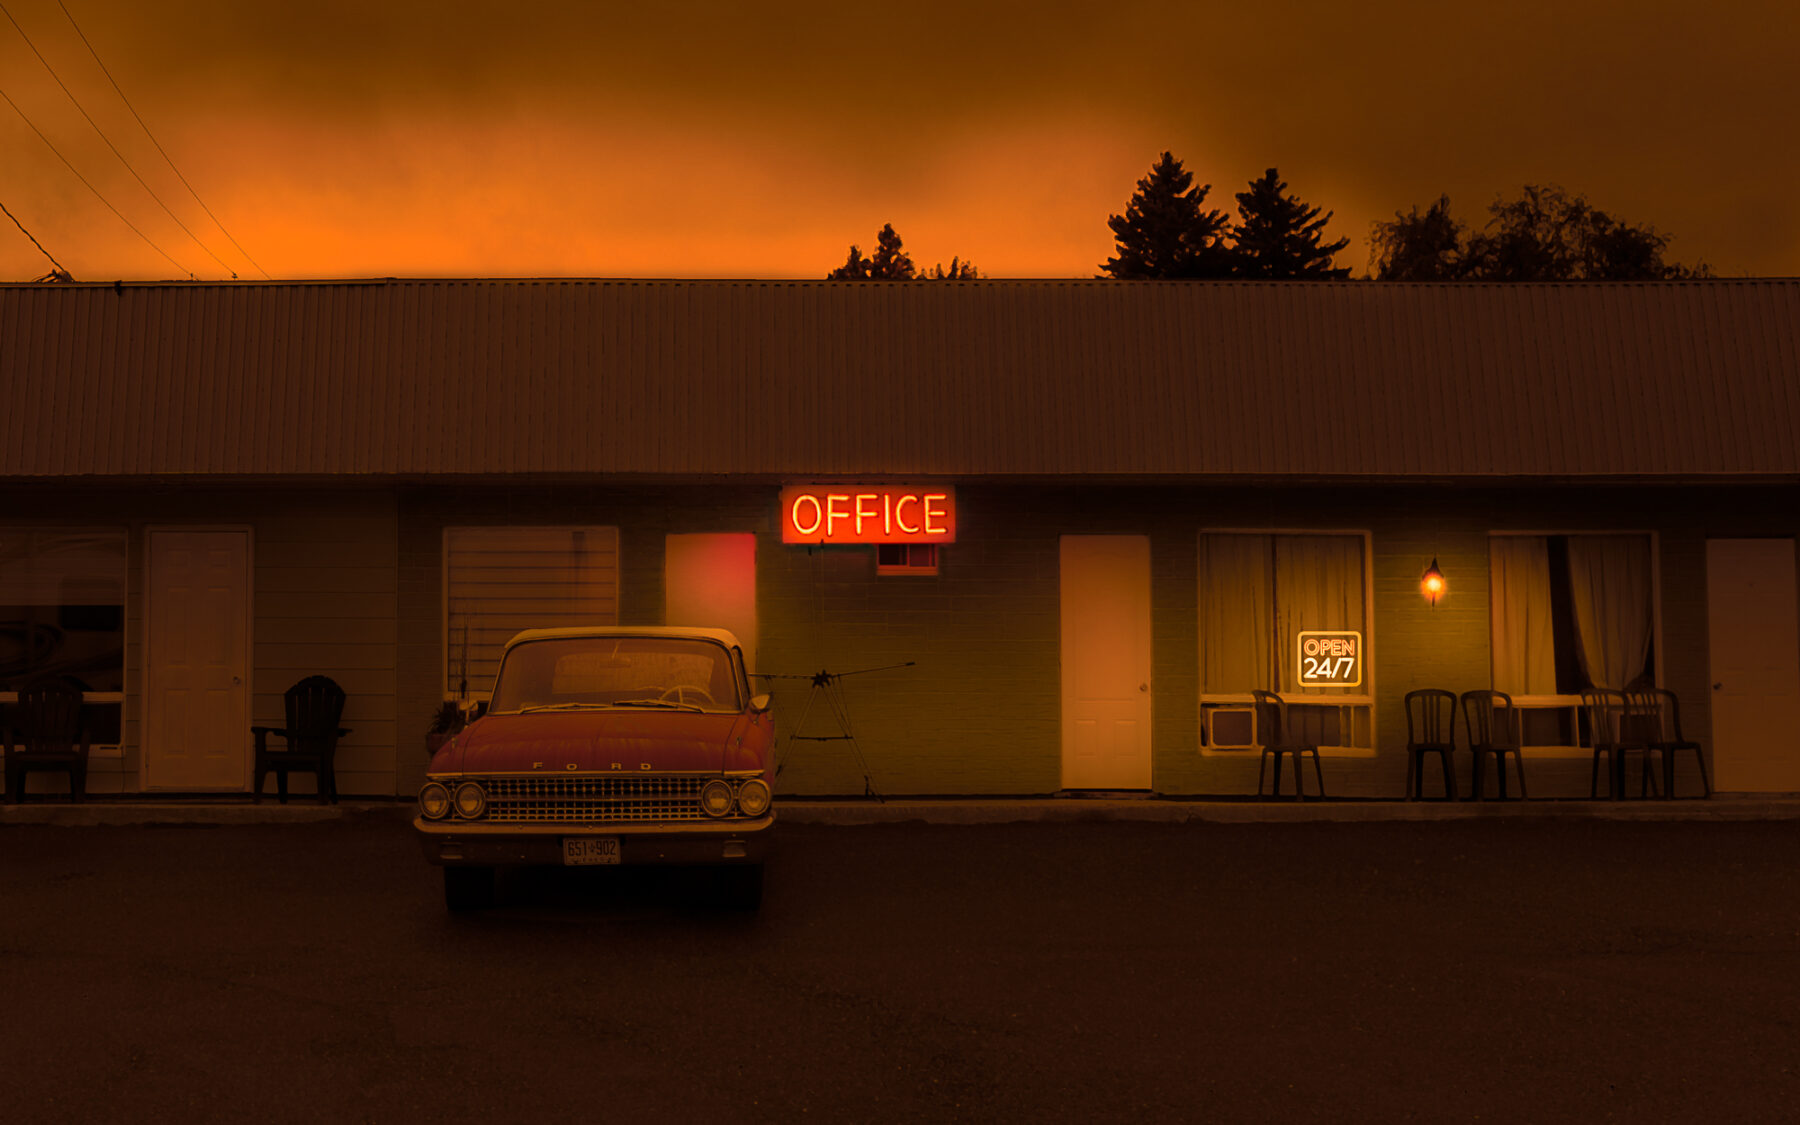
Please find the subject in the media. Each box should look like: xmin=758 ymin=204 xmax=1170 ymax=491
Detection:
xmin=425 ymin=702 xmax=466 ymax=759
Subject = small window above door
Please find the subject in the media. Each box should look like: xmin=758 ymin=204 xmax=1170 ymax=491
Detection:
xmin=876 ymin=544 xmax=939 ymax=576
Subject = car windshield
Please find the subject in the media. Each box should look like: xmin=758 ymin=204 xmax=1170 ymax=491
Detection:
xmin=490 ymin=636 xmax=743 ymax=714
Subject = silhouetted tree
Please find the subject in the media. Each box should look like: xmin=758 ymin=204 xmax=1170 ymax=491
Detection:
xmin=867 ymin=223 xmax=914 ymax=279
xmin=828 ymin=223 xmax=976 ymax=279
xmin=1229 ymin=168 xmax=1350 ymax=279
xmin=827 ymin=244 xmax=872 ymax=280
xmin=1370 ymin=185 xmax=1709 ymax=280
xmin=1368 ymin=195 xmax=1470 ymax=280
xmin=1100 ymin=152 xmax=1233 ymax=279
xmin=921 ymin=256 xmax=981 ymax=280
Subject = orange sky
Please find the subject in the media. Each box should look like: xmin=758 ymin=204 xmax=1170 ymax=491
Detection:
xmin=2 ymin=0 xmax=1794 ymax=281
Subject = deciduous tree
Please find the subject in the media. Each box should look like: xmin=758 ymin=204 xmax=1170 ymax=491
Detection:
xmin=1368 ymin=196 xmax=1470 ymax=280
xmin=1369 ymin=185 xmax=1709 ymax=280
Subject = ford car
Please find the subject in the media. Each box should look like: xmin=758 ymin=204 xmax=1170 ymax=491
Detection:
xmin=415 ymin=626 xmax=774 ymax=910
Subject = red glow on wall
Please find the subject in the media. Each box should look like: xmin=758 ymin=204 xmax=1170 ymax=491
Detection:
xmin=780 ymin=486 xmax=956 ymax=544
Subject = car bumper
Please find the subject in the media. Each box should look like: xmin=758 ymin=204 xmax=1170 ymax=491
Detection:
xmin=413 ymin=813 xmax=775 ymax=867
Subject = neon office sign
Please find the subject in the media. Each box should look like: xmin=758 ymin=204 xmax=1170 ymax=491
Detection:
xmin=780 ymin=485 xmax=956 ymax=544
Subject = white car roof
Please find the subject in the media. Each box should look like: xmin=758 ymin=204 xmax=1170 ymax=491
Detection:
xmin=501 ymin=625 xmax=744 ymax=652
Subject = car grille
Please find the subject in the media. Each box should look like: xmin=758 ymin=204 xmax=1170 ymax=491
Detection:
xmin=481 ymin=775 xmax=711 ymax=823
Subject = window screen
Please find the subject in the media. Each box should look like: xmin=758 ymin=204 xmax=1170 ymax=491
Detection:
xmin=444 ymin=526 xmax=620 ymax=697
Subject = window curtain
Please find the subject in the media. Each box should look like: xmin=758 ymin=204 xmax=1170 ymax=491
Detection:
xmin=1566 ymin=535 xmax=1653 ymax=690
xmin=1489 ymin=536 xmax=1556 ymax=694
xmin=1274 ymin=536 xmax=1365 ymax=694
xmin=1199 ymin=534 xmax=1273 ymax=694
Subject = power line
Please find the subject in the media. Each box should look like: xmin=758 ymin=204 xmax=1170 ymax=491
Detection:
xmin=0 ymin=0 xmax=234 ymax=277
xmin=2 ymin=197 xmax=72 ymax=279
xmin=57 ymin=0 xmax=270 ymax=279
xmin=0 ymin=84 xmax=193 ymax=277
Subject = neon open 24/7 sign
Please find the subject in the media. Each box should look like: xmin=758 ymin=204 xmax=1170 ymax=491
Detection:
xmin=780 ymin=485 xmax=956 ymax=544
xmin=1296 ymin=631 xmax=1362 ymax=688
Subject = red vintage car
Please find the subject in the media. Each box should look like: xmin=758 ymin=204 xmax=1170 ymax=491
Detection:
xmin=415 ymin=626 xmax=775 ymax=910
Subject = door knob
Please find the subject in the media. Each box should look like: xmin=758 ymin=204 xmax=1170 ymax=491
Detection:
xmin=1139 ymin=683 xmax=1149 ymax=692
xmin=1712 ymin=682 xmax=1722 ymax=690
xmin=232 ymin=676 xmax=243 ymax=686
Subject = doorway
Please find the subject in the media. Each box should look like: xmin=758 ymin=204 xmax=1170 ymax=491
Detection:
xmin=144 ymin=529 xmax=252 ymax=791
xmin=1060 ymin=535 xmax=1153 ymax=790
xmin=1706 ymin=538 xmax=1800 ymax=792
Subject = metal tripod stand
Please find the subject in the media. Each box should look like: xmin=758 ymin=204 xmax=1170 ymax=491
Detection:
xmin=754 ymin=662 xmax=914 ymax=802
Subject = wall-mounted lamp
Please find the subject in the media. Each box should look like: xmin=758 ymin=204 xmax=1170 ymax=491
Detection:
xmin=1421 ymin=558 xmax=1446 ymax=606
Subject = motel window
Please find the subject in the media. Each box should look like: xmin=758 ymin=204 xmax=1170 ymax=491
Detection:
xmin=1197 ymin=532 xmax=1372 ymax=751
xmin=876 ymin=544 xmax=939 ymax=575
xmin=443 ymin=526 xmax=620 ymax=699
xmin=1490 ymin=533 xmax=1655 ymax=698
xmin=0 ymin=529 xmax=127 ymax=746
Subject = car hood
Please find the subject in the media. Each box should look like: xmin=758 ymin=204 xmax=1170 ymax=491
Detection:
xmin=439 ymin=709 xmax=752 ymax=775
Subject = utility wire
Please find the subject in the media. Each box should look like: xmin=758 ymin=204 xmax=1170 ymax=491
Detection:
xmin=0 ymin=84 xmax=193 ymax=277
xmin=56 ymin=0 xmax=269 ymax=279
xmin=2 ymin=197 xmax=72 ymax=279
xmin=0 ymin=0 xmax=233 ymax=277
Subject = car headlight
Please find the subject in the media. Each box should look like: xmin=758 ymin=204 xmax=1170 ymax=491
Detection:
xmin=700 ymin=779 xmax=734 ymax=818
xmin=419 ymin=782 xmax=451 ymax=820
xmin=453 ymin=781 xmax=487 ymax=820
xmin=735 ymin=777 xmax=771 ymax=817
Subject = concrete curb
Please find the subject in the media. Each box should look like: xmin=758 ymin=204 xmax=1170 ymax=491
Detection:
xmin=776 ymin=798 xmax=1800 ymax=825
xmin=5 ymin=797 xmax=1799 ymax=827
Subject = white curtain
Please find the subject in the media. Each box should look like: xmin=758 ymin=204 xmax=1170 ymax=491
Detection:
xmin=1275 ymin=536 xmax=1365 ymax=694
xmin=1566 ymin=535 xmax=1654 ymax=690
xmin=1489 ymin=536 xmax=1556 ymax=694
xmin=1199 ymin=534 xmax=1273 ymax=694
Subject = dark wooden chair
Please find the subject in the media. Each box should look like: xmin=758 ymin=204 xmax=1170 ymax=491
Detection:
xmin=1403 ymin=689 xmax=1459 ymax=800
xmin=1623 ymin=687 xmax=1712 ymax=799
xmin=1461 ymin=690 xmax=1527 ymax=800
xmin=253 ymin=676 xmax=350 ymax=804
xmin=3 ymin=681 xmax=91 ymax=803
xmin=1252 ymin=689 xmax=1325 ymax=800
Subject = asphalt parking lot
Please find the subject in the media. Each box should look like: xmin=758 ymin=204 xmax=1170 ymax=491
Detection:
xmin=3 ymin=814 xmax=1798 ymax=1123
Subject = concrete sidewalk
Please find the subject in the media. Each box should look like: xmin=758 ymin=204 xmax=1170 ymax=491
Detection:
xmin=5 ymin=795 xmax=1799 ymax=826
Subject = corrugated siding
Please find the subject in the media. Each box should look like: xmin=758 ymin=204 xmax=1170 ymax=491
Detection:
xmin=3 ymin=279 xmax=1798 ymax=479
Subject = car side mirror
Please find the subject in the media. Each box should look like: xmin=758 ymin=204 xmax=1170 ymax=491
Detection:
xmin=748 ymin=693 xmax=772 ymax=715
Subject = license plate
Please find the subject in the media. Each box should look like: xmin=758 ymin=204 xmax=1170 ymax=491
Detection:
xmin=562 ymin=837 xmax=620 ymax=866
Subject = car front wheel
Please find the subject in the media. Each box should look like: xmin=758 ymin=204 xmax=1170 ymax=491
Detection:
xmin=444 ymin=865 xmax=496 ymax=912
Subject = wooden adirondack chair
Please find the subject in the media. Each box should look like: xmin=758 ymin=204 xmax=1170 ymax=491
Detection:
xmin=252 ymin=676 xmax=350 ymax=804
xmin=3 ymin=681 xmax=91 ymax=803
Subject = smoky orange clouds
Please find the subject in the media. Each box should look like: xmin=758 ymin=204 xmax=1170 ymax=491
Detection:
xmin=1 ymin=0 xmax=1794 ymax=281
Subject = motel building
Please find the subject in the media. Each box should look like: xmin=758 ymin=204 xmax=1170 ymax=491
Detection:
xmin=2 ymin=278 xmax=1799 ymax=803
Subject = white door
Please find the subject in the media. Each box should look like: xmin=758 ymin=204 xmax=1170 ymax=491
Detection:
xmin=1061 ymin=535 xmax=1152 ymax=790
xmin=1706 ymin=538 xmax=1800 ymax=792
xmin=145 ymin=530 xmax=251 ymax=791
xmin=665 ymin=533 xmax=758 ymax=674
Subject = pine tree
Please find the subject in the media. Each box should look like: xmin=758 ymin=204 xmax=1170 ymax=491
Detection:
xmin=826 ymin=244 xmax=872 ymax=280
xmin=1099 ymin=152 xmax=1233 ymax=279
xmin=922 ymin=256 xmax=981 ymax=280
xmin=868 ymin=223 xmax=915 ymax=279
xmin=827 ymin=225 xmax=979 ymax=280
xmin=1229 ymin=168 xmax=1351 ymax=279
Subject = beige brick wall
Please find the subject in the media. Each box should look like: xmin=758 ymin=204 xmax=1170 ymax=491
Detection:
xmin=10 ymin=480 xmax=1793 ymax=801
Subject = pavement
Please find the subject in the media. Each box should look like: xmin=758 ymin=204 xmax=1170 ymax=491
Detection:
xmin=5 ymin=793 xmax=1800 ymax=826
